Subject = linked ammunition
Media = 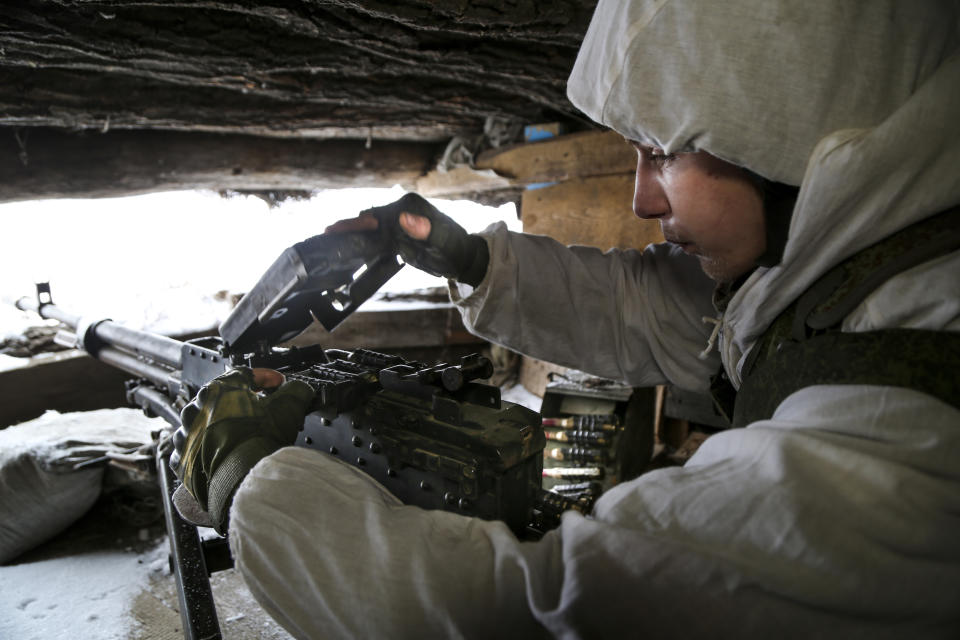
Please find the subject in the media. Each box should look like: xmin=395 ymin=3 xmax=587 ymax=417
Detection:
xmin=551 ymin=481 xmax=603 ymax=495
xmin=542 ymin=415 xmax=619 ymax=431
xmin=546 ymin=446 xmax=607 ymax=464
xmin=542 ymin=467 xmax=604 ymax=479
xmin=544 ymin=429 xmax=608 ymax=447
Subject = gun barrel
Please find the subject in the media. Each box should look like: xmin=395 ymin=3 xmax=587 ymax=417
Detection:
xmin=17 ymin=297 xmax=183 ymax=369
xmin=15 ymin=295 xmax=80 ymax=328
xmin=99 ymin=343 xmax=178 ymax=388
xmin=91 ymin=321 xmax=183 ymax=369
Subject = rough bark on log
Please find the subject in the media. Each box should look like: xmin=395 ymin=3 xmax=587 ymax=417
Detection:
xmin=0 ymin=1 xmax=596 ymax=139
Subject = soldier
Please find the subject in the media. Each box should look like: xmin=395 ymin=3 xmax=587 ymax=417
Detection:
xmin=174 ymin=1 xmax=960 ymax=637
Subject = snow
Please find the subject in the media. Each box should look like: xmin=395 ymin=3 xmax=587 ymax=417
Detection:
xmin=0 ymin=187 xmax=519 ymax=339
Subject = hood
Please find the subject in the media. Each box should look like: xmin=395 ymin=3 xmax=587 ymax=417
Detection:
xmin=568 ymin=0 xmax=960 ymax=386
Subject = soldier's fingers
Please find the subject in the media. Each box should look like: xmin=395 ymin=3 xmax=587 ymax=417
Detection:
xmin=252 ymin=368 xmax=285 ymax=389
xmin=399 ymin=212 xmax=432 ymax=240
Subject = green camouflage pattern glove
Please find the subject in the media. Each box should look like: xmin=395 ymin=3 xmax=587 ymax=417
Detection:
xmin=364 ymin=192 xmax=490 ymax=286
xmin=170 ymin=367 xmax=314 ymax=534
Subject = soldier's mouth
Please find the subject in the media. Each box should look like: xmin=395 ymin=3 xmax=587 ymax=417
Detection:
xmin=666 ymin=236 xmax=696 ymax=254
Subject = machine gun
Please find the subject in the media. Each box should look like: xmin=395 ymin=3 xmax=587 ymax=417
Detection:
xmin=16 ymin=229 xmax=575 ymax=640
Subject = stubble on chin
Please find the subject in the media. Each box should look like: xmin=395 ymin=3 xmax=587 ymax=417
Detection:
xmin=697 ymin=253 xmax=739 ymax=284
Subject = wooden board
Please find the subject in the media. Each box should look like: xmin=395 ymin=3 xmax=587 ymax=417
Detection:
xmin=517 ymin=356 xmax=569 ymax=398
xmin=415 ymin=166 xmax=514 ymax=198
xmin=475 ymin=130 xmax=636 ymax=185
xmin=521 ymin=174 xmax=664 ymax=250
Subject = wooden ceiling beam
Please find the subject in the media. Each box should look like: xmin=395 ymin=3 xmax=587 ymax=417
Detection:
xmin=0 ymin=127 xmax=444 ymax=203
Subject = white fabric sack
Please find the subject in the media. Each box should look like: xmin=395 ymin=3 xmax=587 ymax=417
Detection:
xmin=0 ymin=409 xmax=161 ymax=563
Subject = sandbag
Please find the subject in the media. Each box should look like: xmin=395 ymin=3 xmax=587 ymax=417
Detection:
xmin=0 ymin=408 xmax=162 ymax=563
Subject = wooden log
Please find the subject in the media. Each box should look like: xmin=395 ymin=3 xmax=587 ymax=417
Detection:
xmin=0 ymin=128 xmax=443 ymax=202
xmin=521 ymin=174 xmax=664 ymax=250
xmin=0 ymin=1 xmax=594 ymax=138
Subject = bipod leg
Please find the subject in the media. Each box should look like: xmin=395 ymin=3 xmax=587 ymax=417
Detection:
xmin=157 ymin=444 xmax=223 ymax=640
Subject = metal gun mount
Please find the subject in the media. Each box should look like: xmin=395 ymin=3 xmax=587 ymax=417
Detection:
xmin=219 ymin=230 xmax=402 ymax=356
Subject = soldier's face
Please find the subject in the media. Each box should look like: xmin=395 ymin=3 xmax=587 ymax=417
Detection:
xmin=630 ymin=142 xmax=766 ymax=283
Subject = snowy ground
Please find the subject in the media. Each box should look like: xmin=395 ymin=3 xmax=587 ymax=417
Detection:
xmin=0 ymin=187 xmax=519 ymax=339
xmin=0 ymin=501 xmax=293 ymax=640
xmin=0 ymin=540 xmax=170 ymax=640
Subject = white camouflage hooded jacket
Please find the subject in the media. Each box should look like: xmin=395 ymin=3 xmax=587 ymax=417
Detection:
xmin=229 ymin=2 xmax=960 ymax=638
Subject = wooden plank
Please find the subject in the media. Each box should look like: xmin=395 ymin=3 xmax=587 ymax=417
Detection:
xmin=474 ymin=130 xmax=635 ymax=185
xmin=415 ymin=166 xmax=514 ymax=198
xmin=518 ymin=357 xmax=568 ymax=398
xmin=521 ymin=174 xmax=664 ymax=250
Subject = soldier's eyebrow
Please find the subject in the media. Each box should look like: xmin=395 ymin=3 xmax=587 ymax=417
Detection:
xmin=625 ymin=138 xmax=673 ymax=159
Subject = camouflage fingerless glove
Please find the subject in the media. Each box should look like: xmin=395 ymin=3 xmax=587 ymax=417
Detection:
xmin=364 ymin=192 xmax=490 ymax=287
xmin=170 ymin=368 xmax=314 ymax=534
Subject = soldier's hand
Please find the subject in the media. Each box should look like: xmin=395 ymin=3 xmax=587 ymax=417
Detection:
xmin=170 ymin=367 xmax=314 ymax=534
xmin=325 ymin=193 xmax=490 ymax=286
